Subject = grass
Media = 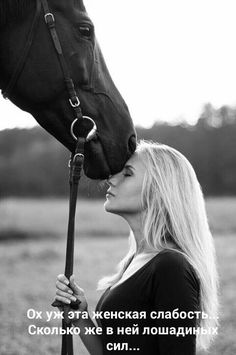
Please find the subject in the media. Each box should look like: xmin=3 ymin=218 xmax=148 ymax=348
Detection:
xmin=0 ymin=198 xmax=129 ymax=240
xmin=0 ymin=197 xmax=235 ymax=354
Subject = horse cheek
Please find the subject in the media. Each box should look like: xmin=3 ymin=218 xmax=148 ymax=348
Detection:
xmin=76 ymin=59 xmax=90 ymax=86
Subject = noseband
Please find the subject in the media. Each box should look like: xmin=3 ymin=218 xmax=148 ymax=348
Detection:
xmin=2 ymin=1 xmax=97 ymax=354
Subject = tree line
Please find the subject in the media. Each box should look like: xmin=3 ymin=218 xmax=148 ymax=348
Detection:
xmin=0 ymin=102 xmax=236 ymax=198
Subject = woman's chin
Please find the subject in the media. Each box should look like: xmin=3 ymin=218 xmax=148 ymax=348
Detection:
xmin=104 ymin=200 xmax=118 ymax=214
xmin=104 ymin=201 xmax=114 ymax=213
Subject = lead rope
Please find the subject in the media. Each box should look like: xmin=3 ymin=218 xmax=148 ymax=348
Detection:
xmin=52 ymin=136 xmax=86 ymax=355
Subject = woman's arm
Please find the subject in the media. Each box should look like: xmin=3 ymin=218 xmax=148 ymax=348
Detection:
xmin=55 ymin=274 xmax=103 ymax=355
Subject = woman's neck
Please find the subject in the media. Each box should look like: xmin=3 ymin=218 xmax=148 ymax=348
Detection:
xmin=123 ymin=213 xmax=179 ymax=255
xmin=122 ymin=213 xmax=144 ymax=249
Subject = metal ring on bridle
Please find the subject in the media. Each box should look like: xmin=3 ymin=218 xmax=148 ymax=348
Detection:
xmin=70 ymin=116 xmax=97 ymax=142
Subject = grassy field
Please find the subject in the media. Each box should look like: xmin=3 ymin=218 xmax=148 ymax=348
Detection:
xmin=0 ymin=197 xmax=236 ymax=355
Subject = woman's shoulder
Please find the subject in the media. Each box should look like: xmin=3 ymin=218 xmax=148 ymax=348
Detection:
xmin=151 ymin=248 xmax=189 ymax=268
xmin=151 ymin=249 xmax=200 ymax=291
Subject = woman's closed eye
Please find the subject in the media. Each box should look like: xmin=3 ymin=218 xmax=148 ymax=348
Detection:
xmin=122 ymin=164 xmax=135 ymax=177
xmin=123 ymin=169 xmax=133 ymax=177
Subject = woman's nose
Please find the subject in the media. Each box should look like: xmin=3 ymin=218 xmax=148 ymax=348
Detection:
xmin=107 ymin=176 xmax=115 ymax=187
xmin=107 ymin=173 xmax=119 ymax=187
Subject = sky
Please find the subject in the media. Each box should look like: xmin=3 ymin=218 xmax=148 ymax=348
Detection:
xmin=1 ymin=0 xmax=236 ymax=130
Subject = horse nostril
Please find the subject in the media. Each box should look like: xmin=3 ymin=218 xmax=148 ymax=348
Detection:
xmin=128 ymin=135 xmax=137 ymax=154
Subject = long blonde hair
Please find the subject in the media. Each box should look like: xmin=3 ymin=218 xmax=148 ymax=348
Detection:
xmin=97 ymin=140 xmax=219 ymax=351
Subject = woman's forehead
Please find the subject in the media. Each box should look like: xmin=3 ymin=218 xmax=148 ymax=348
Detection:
xmin=126 ymin=151 xmax=145 ymax=169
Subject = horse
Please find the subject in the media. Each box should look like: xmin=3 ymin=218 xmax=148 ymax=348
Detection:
xmin=0 ymin=0 xmax=137 ymax=180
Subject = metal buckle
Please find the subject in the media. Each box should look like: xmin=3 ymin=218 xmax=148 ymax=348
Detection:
xmin=44 ymin=13 xmax=55 ymax=25
xmin=73 ymin=153 xmax=84 ymax=161
xmin=69 ymin=97 xmax=80 ymax=108
xmin=70 ymin=116 xmax=97 ymax=142
xmin=68 ymin=153 xmax=84 ymax=168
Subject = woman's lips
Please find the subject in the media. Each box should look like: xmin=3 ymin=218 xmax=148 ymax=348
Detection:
xmin=106 ymin=190 xmax=115 ymax=197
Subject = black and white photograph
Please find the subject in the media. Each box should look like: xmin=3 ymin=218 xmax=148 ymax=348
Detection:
xmin=0 ymin=0 xmax=235 ymax=354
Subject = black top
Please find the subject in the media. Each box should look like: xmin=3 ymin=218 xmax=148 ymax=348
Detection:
xmin=95 ymin=249 xmax=200 ymax=355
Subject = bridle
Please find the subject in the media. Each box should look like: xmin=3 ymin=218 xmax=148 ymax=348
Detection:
xmin=2 ymin=1 xmax=97 ymax=354
xmin=1 ymin=0 xmax=97 ymax=142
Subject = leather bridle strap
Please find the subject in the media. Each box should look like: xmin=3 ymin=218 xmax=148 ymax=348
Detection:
xmin=40 ymin=0 xmax=83 ymax=119
xmin=2 ymin=0 xmax=42 ymax=99
xmin=2 ymin=0 xmax=83 ymax=122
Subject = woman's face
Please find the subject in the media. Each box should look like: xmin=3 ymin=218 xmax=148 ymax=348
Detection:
xmin=104 ymin=152 xmax=146 ymax=216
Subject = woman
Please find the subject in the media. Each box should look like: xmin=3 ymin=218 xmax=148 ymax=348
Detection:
xmin=54 ymin=141 xmax=219 ymax=354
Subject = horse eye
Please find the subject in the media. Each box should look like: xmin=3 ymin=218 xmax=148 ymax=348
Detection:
xmin=79 ymin=25 xmax=92 ymax=38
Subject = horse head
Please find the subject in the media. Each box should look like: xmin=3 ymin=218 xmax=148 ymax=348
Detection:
xmin=0 ymin=0 xmax=137 ymax=179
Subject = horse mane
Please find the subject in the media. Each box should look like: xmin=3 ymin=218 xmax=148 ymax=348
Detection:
xmin=0 ymin=0 xmax=34 ymax=28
